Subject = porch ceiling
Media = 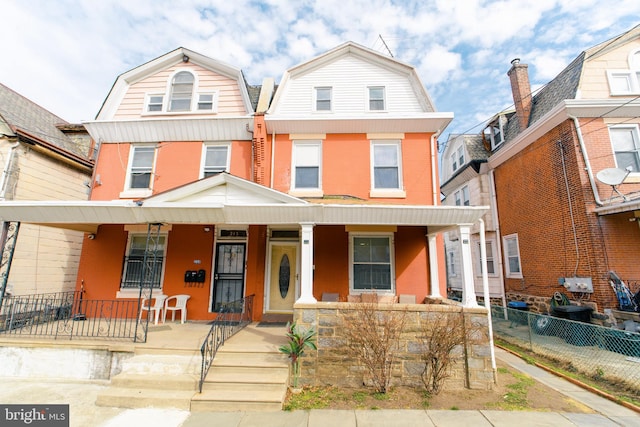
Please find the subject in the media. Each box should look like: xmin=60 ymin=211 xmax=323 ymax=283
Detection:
xmin=0 ymin=200 xmax=487 ymax=233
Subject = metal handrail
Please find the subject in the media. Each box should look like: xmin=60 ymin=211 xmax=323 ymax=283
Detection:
xmin=199 ymin=294 xmax=254 ymax=392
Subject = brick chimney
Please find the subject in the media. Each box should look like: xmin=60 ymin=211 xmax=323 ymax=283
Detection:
xmin=507 ymin=58 xmax=532 ymax=131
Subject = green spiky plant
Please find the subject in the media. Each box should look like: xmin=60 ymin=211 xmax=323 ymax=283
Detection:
xmin=279 ymin=321 xmax=317 ymax=388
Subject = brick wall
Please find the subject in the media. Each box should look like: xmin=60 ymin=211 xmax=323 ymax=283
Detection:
xmin=494 ymin=119 xmax=640 ymax=310
xmin=293 ymin=302 xmax=495 ymax=391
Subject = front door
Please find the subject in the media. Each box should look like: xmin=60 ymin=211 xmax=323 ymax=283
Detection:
xmin=211 ymin=242 xmax=246 ymax=312
xmin=267 ymin=243 xmax=298 ymax=313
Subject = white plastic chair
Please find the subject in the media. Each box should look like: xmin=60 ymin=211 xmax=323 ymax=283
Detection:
xmin=138 ymin=294 xmax=167 ymax=325
xmin=163 ymin=295 xmax=191 ymax=324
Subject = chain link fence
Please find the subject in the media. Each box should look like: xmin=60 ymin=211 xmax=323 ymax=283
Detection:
xmin=491 ymin=305 xmax=640 ymax=392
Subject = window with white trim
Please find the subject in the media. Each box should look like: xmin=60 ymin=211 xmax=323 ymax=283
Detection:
xmin=503 ymin=234 xmax=522 ymax=278
xmin=315 ymin=87 xmax=332 ymax=111
xmin=609 ymin=125 xmax=640 ymax=172
xmin=371 ymin=141 xmax=402 ymax=189
xmin=169 ymin=71 xmax=194 ymax=111
xmin=476 ymin=240 xmax=496 ymax=275
xmin=487 ymin=114 xmax=506 ymax=149
xmin=350 ymin=234 xmax=394 ymax=292
xmin=451 ymin=153 xmax=458 ymax=172
xmin=146 ymin=94 xmax=164 ymax=112
xmin=454 ymin=185 xmax=469 ymax=206
xmin=197 ymin=93 xmax=215 ymax=111
xmin=292 ymin=141 xmax=321 ymax=189
xmin=606 ymin=49 xmax=640 ymax=95
xmin=447 ymin=250 xmax=456 ymax=276
xmin=121 ymin=234 xmax=167 ymax=290
xmin=126 ymin=146 xmax=156 ymax=190
xmin=202 ymin=144 xmax=230 ymax=178
xmin=368 ymin=86 xmax=385 ymax=111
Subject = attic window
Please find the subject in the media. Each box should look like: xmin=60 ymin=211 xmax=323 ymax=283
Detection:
xmin=606 ymin=49 xmax=640 ymax=96
xmin=368 ymin=86 xmax=385 ymax=111
xmin=487 ymin=115 xmax=506 ymax=150
xmin=147 ymin=95 xmax=164 ymax=112
xmin=198 ymin=93 xmax=214 ymax=111
xmin=315 ymin=87 xmax=332 ymax=111
xmin=169 ymin=71 xmax=194 ymax=111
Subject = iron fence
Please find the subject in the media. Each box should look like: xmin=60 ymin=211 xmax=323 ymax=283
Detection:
xmin=0 ymin=291 xmax=146 ymax=342
xmin=491 ymin=305 xmax=640 ymax=391
xmin=199 ymin=294 xmax=254 ymax=392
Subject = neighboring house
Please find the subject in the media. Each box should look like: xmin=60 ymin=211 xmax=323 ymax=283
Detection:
xmin=440 ymin=133 xmax=505 ymax=304
xmin=0 ymin=44 xmax=487 ymax=322
xmin=479 ymin=25 xmax=640 ymax=313
xmin=0 ymin=83 xmax=94 ymax=297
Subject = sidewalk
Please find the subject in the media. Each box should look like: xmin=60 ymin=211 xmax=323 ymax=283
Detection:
xmin=0 ymin=347 xmax=638 ymax=427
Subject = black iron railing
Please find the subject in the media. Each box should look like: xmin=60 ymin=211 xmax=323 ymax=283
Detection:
xmin=0 ymin=291 xmax=147 ymax=341
xmin=199 ymin=294 xmax=254 ymax=392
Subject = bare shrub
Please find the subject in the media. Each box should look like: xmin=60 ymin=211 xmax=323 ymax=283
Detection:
xmin=419 ymin=310 xmax=467 ymax=395
xmin=342 ymin=302 xmax=406 ymax=394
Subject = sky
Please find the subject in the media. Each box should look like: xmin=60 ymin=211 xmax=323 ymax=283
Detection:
xmin=2 ymin=0 xmax=640 ymax=140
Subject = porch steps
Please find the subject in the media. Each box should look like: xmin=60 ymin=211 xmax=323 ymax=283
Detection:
xmin=191 ymin=350 xmax=289 ymax=412
xmin=95 ymin=352 xmax=199 ymax=410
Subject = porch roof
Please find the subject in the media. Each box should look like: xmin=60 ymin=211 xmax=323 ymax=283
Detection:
xmin=0 ymin=200 xmax=488 ymax=234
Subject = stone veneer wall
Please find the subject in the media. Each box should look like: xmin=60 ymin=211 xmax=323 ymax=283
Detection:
xmin=506 ymin=292 xmax=599 ymax=315
xmin=293 ymin=302 xmax=495 ymax=391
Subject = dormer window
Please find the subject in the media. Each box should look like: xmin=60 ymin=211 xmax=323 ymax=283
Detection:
xmin=457 ymin=146 xmax=465 ymax=168
xmin=315 ymin=87 xmax=332 ymax=111
xmin=144 ymin=70 xmax=217 ymax=114
xmin=169 ymin=71 xmax=194 ymax=111
xmin=368 ymin=86 xmax=385 ymax=111
xmin=487 ymin=115 xmax=507 ymax=150
xmin=606 ymin=49 xmax=640 ymax=95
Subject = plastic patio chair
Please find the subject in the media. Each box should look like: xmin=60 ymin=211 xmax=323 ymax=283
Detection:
xmin=138 ymin=294 xmax=168 ymax=325
xmin=163 ymin=295 xmax=191 ymax=324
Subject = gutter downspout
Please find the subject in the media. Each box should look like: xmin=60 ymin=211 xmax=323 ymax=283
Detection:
xmin=270 ymin=131 xmax=276 ymax=189
xmin=489 ymin=169 xmax=507 ymax=311
xmin=570 ymin=115 xmax=603 ymax=206
xmin=0 ymin=141 xmax=20 ymax=200
xmin=479 ymin=218 xmax=497 ymax=381
xmin=431 ymin=131 xmax=441 ymax=205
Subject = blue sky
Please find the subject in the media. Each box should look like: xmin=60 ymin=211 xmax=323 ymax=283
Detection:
xmin=2 ymin=0 xmax=640 ymax=139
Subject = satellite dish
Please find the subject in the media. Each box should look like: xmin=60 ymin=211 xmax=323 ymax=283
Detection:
xmin=596 ymin=168 xmax=630 ymax=201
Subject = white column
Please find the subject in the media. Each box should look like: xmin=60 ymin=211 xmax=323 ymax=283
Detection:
xmin=428 ymin=234 xmax=442 ymax=298
xmin=296 ymin=223 xmax=317 ymax=303
xmin=459 ymin=225 xmax=479 ymax=307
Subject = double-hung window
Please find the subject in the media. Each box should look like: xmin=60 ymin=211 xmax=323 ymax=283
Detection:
xmin=476 ymin=240 xmax=496 ymax=275
xmin=146 ymin=94 xmax=164 ymax=112
xmin=121 ymin=234 xmax=167 ymax=290
xmin=169 ymin=71 xmax=194 ymax=111
xmin=292 ymin=141 xmax=321 ymax=190
xmin=457 ymin=146 xmax=465 ymax=168
xmin=127 ymin=146 xmax=156 ymax=190
xmin=371 ymin=141 xmax=401 ymax=190
xmin=454 ymin=185 xmax=469 ymax=206
xmin=202 ymin=144 xmax=230 ymax=178
xmin=368 ymin=86 xmax=385 ymax=111
xmin=503 ymin=234 xmax=522 ymax=278
xmin=610 ymin=126 xmax=640 ymax=172
xmin=315 ymin=87 xmax=332 ymax=111
xmin=351 ymin=234 xmax=394 ymax=293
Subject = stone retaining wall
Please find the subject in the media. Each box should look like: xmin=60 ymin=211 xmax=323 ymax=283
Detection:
xmin=293 ymin=302 xmax=495 ymax=391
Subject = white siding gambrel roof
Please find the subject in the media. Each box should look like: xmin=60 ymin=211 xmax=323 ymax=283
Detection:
xmin=268 ymin=42 xmax=437 ymax=118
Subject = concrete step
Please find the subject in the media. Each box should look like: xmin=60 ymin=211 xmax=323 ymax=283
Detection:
xmin=111 ymin=373 xmax=197 ymax=390
xmin=96 ymin=387 xmax=195 ymax=410
xmin=212 ymin=351 xmax=288 ymax=368
xmin=206 ymin=366 xmax=288 ymax=385
xmin=190 ymin=385 xmax=286 ymax=412
xmin=121 ymin=354 xmax=201 ymax=375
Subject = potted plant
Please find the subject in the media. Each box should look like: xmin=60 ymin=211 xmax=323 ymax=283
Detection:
xmin=278 ymin=321 xmax=317 ymax=390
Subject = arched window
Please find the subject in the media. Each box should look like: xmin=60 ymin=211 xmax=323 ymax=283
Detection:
xmin=169 ymin=71 xmax=194 ymax=111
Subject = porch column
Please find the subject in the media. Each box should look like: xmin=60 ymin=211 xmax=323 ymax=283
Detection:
xmin=459 ymin=225 xmax=479 ymax=308
xmin=427 ymin=234 xmax=442 ymax=298
xmin=297 ymin=223 xmax=317 ymax=304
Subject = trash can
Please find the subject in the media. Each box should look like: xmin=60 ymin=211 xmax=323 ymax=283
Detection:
xmin=507 ymin=301 xmax=529 ymax=326
xmin=551 ymin=305 xmax=594 ymax=346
